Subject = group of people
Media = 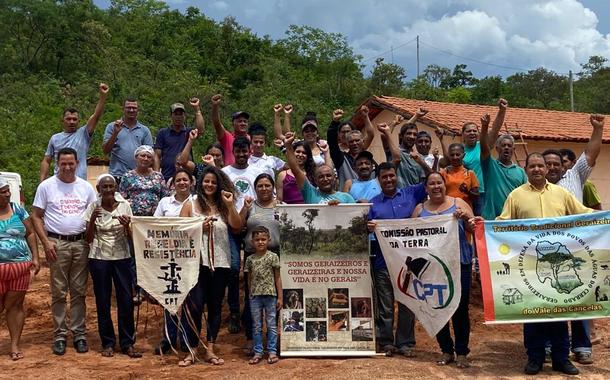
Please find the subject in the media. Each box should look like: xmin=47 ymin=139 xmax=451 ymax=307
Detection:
xmin=0 ymin=82 xmax=606 ymax=375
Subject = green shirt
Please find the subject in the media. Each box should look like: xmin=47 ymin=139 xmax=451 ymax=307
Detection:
xmin=245 ymin=250 xmax=281 ymax=297
xmin=482 ymin=156 xmax=527 ymax=220
xmin=583 ymin=180 xmax=602 ymax=208
xmin=464 ymin=142 xmax=484 ymax=193
xmin=397 ymin=150 xmax=425 ymax=188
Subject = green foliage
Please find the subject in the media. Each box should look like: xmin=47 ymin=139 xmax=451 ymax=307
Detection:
xmin=367 ymin=58 xmax=406 ymax=96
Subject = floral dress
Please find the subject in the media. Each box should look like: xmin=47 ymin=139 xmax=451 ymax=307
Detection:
xmin=119 ymin=170 xmax=170 ymax=216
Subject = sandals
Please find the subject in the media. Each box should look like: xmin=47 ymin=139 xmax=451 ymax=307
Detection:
xmin=179 ymin=355 xmax=196 ymax=367
xmin=121 ymin=345 xmax=142 ymax=358
xmin=267 ymin=354 xmax=279 ymax=364
xmin=101 ymin=347 xmax=114 ymax=357
xmin=456 ymin=355 xmax=470 ymax=368
xmin=206 ymin=355 xmax=225 ymax=365
xmin=10 ymin=352 xmax=24 ymax=361
xmin=249 ymin=354 xmax=263 ymax=365
xmin=437 ymin=353 xmax=455 ymax=365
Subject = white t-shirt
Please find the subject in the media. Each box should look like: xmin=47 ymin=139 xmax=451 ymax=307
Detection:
xmin=33 ymin=176 xmax=96 ymax=235
xmin=153 ymin=195 xmax=191 ymax=217
xmin=222 ymin=165 xmax=264 ymax=210
xmin=248 ymin=154 xmax=285 ymax=177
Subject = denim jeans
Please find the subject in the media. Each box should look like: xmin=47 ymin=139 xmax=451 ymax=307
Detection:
xmin=436 ymin=264 xmax=471 ymax=356
xmin=571 ymin=320 xmax=592 ymax=354
xmin=250 ymin=295 xmax=278 ymax=355
xmin=228 ymin=232 xmax=241 ymax=315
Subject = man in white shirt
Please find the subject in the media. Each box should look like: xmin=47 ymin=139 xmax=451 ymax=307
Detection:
xmin=31 ymin=147 xmax=96 ymax=356
xmin=247 ymin=123 xmax=285 ymax=177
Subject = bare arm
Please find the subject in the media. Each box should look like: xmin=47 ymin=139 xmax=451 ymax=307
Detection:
xmin=179 ymin=200 xmax=193 ymax=217
xmin=342 ymin=179 xmax=352 ymax=193
xmin=31 ymin=206 xmax=57 ymax=263
xmin=411 ymin=203 xmax=424 ymax=218
xmin=221 ymin=191 xmax=242 ymax=231
xmin=378 ymin=123 xmax=401 ymax=165
xmin=487 ymin=98 xmax=508 ymax=150
xmin=274 ymin=267 xmax=283 ymax=309
xmin=454 ymin=197 xmax=475 ymax=232
xmin=103 ymin=120 xmax=123 ymax=154
xmin=412 ymin=151 xmax=432 ymax=176
xmin=177 ymin=129 xmax=198 ymax=169
xmin=190 ymin=97 xmax=205 ymax=136
xmin=283 ymin=105 xmax=293 ymax=134
xmin=154 ymin=148 xmax=162 ymax=172
xmin=276 ymin=171 xmax=286 ymax=203
xmin=40 ymin=155 xmax=52 ymax=182
xmin=86 ymin=83 xmax=110 ymax=135
xmin=434 ymin=128 xmax=450 ymax=159
xmin=359 ymin=106 xmax=375 ymax=150
xmin=479 ymin=114 xmax=492 ymax=161
xmin=585 ymin=114 xmax=605 ymax=167
xmin=23 ymin=218 xmax=40 ymax=274
xmin=210 ymin=94 xmax=227 ymax=141
xmin=273 ymin=104 xmax=284 ymax=140
xmin=85 ymin=207 xmax=101 ymax=244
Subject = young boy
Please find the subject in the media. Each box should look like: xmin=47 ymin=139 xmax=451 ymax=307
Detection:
xmin=245 ymin=226 xmax=282 ymax=364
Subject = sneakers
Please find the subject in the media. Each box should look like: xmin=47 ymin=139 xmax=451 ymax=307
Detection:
xmin=552 ymin=360 xmax=580 ymax=375
xmin=74 ymin=339 xmax=89 ymax=353
xmin=52 ymin=340 xmax=66 ymax=356
xmin=574 ymin=351 xmax=593 ymax=364
xmin=524 ymin=360 xmax=543 ymax=375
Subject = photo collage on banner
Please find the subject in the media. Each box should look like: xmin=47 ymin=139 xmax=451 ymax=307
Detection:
xmin=279 ymin=204 xmax=375 ymax=356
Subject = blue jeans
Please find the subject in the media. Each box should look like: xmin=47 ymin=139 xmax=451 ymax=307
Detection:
xmin=571 ymin=320 xmax=592 ymax=354
xmin=473 ymin=192 xmax=486 ymax=217
xmin=228 ymin=232 xmax=241 ymax=315
xmin=250 ymin=295 xmax=278 ymax=355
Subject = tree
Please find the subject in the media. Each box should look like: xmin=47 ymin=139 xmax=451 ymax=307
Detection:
xmin=578 ymin=55 xmax=608 ymax=78
xmin=367 ymin=58 xmax=406 ymax=96
xmin=302 ymin=209 xmax=319 ymax=255
xmin=441 ymin=64 xmax=477 ymax=89
xmin=423 ymin=64 xmax=451 ymax=88
xmin=471 ymin=76 xmax=506 ymax=104
xmin=506 ymin=68 xmax=568 ymax=109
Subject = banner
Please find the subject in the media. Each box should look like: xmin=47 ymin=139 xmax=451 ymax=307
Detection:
xmin=475 ymin=210 xmax=610 ymax=324
xmin=131 ymin=216 xmax=203 ymax=314
xmin=374 ymin=214 xmax=461 ymax=337
xmin=279 ymin=204 xmax=374 ymax=356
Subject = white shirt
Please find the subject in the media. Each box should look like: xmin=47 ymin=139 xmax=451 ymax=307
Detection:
xmin=33 ymin=176 xmax=96 ymax=235
xmin=82 ymin=194 xmax=132 ymax=260
xmin=222 ymin=165 xmax=264 ymax=210
xmin=190 ymin=196 xmax=230 ymax=269
xmin=153 ymin=195 xmax=191 ymax=217
xmin=557 ymin=152 xmax=593 ymax=203
xmin=248 ymin=154 xmax=285 ymax=177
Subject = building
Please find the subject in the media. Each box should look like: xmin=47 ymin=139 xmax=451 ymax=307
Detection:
xmin=352 ymin=96 xmax=610 ymax=208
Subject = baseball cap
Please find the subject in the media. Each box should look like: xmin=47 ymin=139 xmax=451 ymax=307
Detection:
xmin=301 ymin=120 xmax=318 ymax=130
xmin=170 ymin=103 xmax=185 ymax=113
xmin=232 ymin=111 xmax=250 ymax=120
xmin=355 ymin=151 xmax=374 ymax=162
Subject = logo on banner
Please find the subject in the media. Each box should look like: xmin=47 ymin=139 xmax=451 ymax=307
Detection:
xmin=516 ymin=231 xmax=597 ymax=304
xmin=396 ymin=253 xmax=454 ymax=309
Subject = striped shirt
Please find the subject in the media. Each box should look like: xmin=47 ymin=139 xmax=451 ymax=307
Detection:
xmin=557 ymin=152 xmax=593 ymax=203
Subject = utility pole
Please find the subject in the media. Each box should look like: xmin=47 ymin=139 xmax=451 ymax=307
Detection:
xmin=391 ymin=46 xmax=394 ymax=64
xmin=416 ymin=35 xmax=420 ymax=77
xmin=570 ymin=70 xmax=574 ymax=112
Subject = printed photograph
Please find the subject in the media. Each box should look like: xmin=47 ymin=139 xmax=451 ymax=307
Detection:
xmin=351 ymin=319 xmax=374 ymax=341
xmin=351 ymin=297 xmax=372 ymax=318
xmin=282 ymin=310 xmax=304 ymax=332
xmin=328 ymin=288 xmax=349 ymax=308
xmin=306 ymin=321 xmax=328 ymax=342
xmin=328 ymin=311 xmax=350 ymax=332
xmin=283 ymin=289 xmax=304 ymax=309
xmin=305 ymin=297 xmax=327 ymax=318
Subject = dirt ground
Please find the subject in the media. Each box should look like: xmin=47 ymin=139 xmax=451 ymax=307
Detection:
xmin=2 ymin=266 xmax=610 ymax=380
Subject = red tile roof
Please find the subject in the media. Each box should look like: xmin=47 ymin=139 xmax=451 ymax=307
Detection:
xmin=359 ymin=96 xmax=610 ymax=143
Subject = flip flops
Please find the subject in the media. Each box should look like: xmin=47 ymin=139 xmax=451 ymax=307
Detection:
xmin=267 ymin=354 xmax=279 ymax=364
xmin=249 ymin=354 xmax=263 ymax=365
xmin=10 ymin=352 xmax=24 ymax=361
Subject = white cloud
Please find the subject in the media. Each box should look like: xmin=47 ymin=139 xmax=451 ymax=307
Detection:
xmin=183 ymin=0 xmax=610 ymax=77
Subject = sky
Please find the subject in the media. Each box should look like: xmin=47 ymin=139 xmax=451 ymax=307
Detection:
xmin=95 ymin=0 xmax=610 ymax=79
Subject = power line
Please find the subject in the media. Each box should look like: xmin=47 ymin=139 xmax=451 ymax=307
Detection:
xmin=362 ymin=37 xmax=417 ymax=63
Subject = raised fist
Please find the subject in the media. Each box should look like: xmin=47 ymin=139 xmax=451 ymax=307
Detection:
xmin=359 ymin=105 xmax=369 ymax=116
xmin=189 ymin=129 xmax=199 ymax=141
xmin=99 ymin=83 xmax=110 ymax=95
xmin=590 ymin=114 xmax=605 ymax=129
xmin=189 ymin=97 xmax=200 ymax=108
xmin=244 ymin=196 xmax=254 ymax=209
xmin=480 ymin=114 xmax=491 ymax=127
xmin=498 ymin=98 xmax=508 ymax=110
xmin=113 ymin=119 xmax=124 ymax=133
xmin=416 ymin=107 xmax=428 ymax=117
xmin=332 ymin=109 xmax=344 ymax=122
xmin=392 ymin=114 xmax=404 ymax=126
xmin=284 ymin=132 xmax=296 ymax=146
xmin=273 ymin=104 xmax=283 ymax=114
xmin=202 ymin=154 xmax=215 ymax=167
xmin=377 ymin=123 xmax=390 ymax=135
xmin=284 ymin=104 xmax=293 ymax=114
xmin=211 ymin=94 xmax=222 ymax=106
xmin=221 ymin=190 xmax=234 ymax=205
